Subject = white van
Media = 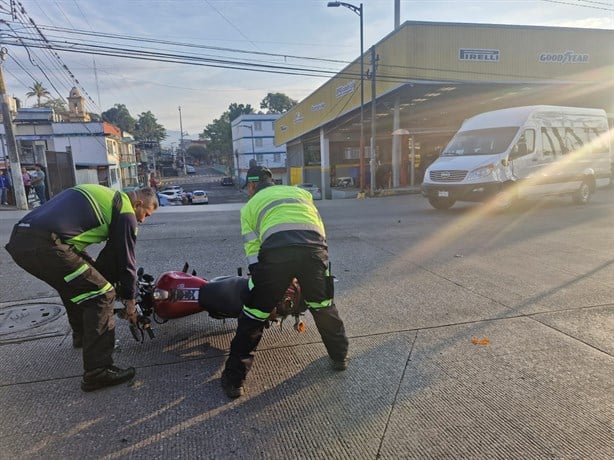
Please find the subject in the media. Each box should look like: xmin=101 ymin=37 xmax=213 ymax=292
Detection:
xmin=421 ymin=106 xmax=611 ymax=210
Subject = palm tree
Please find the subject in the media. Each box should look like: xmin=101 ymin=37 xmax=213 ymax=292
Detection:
xmin=26 ymin=82 xmax=51 ymax=107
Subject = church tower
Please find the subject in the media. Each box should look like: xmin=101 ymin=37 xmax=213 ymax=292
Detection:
xmin=67 ymin=87 xmax=91 ymax=122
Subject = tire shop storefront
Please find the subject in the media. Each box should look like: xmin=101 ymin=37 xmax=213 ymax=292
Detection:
xmin=275 ymin=21 xmax=613 ymax=199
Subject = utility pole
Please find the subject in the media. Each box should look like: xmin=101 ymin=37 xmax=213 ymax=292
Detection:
xmin=178 ymin=106 xmax=186 ymax=176
xmin=369 ymin=46 xmax=378 ymax=196
xmin=0 ymin=48 xmax=27 ymax=210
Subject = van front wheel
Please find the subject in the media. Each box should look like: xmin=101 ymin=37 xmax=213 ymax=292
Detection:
xmin=572 ymin=180 xmax=591 ymax=205
xmin=428 ymin=196 xmax=455 ymax=210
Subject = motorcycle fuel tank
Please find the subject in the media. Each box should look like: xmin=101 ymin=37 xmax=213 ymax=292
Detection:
xmin=154 ymin=271 xmax=207 ymax=319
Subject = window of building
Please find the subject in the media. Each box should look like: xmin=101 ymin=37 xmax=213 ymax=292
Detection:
xmin=306 ymin=145 xmax=321 ymax=165
xmin=254 ymin=121 xmax=262 ymax=131
xmin=255 ymin=138 xmax=263 ymax=147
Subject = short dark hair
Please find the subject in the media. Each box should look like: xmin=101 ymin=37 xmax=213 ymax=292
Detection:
xmin=136 ymin=187 xmax=158 ymax=209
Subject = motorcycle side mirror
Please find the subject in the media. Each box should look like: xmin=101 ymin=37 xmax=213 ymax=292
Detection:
xmin=137 ymin=267 xmax=144 ymax=278
xmin=143 ymin=274 xmax=154 ymax=283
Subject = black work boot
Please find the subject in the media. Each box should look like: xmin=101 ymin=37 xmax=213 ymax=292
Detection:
xmin=81 ymin=365 xmax=135 ymax=392
xmin=221 ymin=372 xmax=244 ymax=399
xmin=331 ymin=358 xmax=349 ymax=371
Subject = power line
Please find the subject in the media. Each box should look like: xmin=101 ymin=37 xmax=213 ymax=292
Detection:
xmin=540 ymin=0 xmax=614 ymax=11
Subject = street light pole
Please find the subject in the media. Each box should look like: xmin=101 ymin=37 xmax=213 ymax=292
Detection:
xmin=327 ymin=2 xmax=364 ymax=191
xmin=178 ymin=106 xmax=186 ymax=175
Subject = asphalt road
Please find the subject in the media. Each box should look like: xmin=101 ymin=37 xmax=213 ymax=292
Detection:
xmin=0 ymin=188 xmax=612 ymax=459
xmin=159 ymin=167 xmax=247 ymax=205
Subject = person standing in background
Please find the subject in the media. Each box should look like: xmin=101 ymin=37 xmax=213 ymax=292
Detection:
xmin=149 ymin=172 xmax=159 ymax=190
xmin=0 ymin=169 xmax=10 ymax=205
xmin=30 ymin=163 xmax=46 ymax=204
xmin=22 ymin=167 xmax=32 ymax=200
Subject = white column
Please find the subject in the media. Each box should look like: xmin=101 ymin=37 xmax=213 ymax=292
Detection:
xmin=320 ymin=128 xmax=330 ymax=200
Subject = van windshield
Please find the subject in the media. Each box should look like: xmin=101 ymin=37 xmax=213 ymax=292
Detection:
xmin=442 ymin=127 xmax=519 ymax=156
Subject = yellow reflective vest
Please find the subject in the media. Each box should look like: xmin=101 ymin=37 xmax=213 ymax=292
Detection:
xmin=241 ymin=185 xmax=326 ymax=265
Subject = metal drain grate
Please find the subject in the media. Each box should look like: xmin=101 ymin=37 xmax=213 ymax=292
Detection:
xmin=0 ymin=303 xmax=64 ymax=336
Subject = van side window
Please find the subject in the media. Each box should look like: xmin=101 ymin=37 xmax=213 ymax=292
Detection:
xmin=550 ymin=128 xmax=568 ymax=155
xmin=541 ymin=127 xmax=555 ymax=156
xmin=564 ymin=127 xmax=584 ymax=152
xmin=512 ymin=129 xmax=535 ymax=158
xmin=588 ymin=128 xmax=608 ymax=154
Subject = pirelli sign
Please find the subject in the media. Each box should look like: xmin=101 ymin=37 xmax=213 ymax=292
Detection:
xmin=459 ymin=48 xmax=500 ymax=62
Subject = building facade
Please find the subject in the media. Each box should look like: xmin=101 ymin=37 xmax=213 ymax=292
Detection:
xmin=276 ymin=21 xmax=613 ymax=198
xmin=232 ymin=114 xmax=287 ymax=184
xmin=0 ymin=89 xmax=138 ymax=202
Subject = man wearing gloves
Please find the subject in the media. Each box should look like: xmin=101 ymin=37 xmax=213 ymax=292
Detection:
xmin=5 ymin=184 xmax=158 ymax=392
xmin=221 ymin=166 xmax=349 ymax=398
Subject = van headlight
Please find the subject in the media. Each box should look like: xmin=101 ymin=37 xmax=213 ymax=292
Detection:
xmin=466 ymin=164 xmax=495 ymax=181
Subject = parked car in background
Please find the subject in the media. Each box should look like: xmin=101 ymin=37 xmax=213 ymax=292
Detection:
xmin=296 ymin=183 xmax=321 ymax=200
xmin=158 ymin=187 xmax=184 ymax=202
xmin=157 ymin=193 xmax=170 ymax=206
xmin=186 ymin=165 xmax=196 ymax=174
xmin=191 ymin=190 xmax=209 ymax=204
xmin=161 ymin=185 xmax=183 ymax=194
xmin=221 ymin=176 xmax=234 ymax=186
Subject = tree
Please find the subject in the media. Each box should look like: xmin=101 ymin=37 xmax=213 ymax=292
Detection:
xmin=102 ymin=104 xmax=136 ymax=133
xmin=134 ymin=111 xmax=166 ymax=144
xmin=26 ymin=82 xmax=51 ymax=106
xmin=186 ymin=144 xmax=207 ymax=163
xmin=39 ymin=97 xmax=67 ymax=114
xmin=228 ymin=103 xmax=254 ymax=122
xmin=260 ymin=92 xmax=298 ymax=114
xmin=200 ymin=103 xmax=254 ymax=157
xmin=200 ymin=112 xmax=231 ymax=158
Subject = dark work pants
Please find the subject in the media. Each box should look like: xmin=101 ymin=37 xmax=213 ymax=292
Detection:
xmin=5 ymin=226 xmax=116 ymax=372
xmin=223 ymin=246 xmax=349 ymax=386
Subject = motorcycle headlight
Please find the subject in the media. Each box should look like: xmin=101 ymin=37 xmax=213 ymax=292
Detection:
xmin=466 ymin=164 xmax=495 ymax=181
xmin=153 ymin=289 xmax=169 ymax=300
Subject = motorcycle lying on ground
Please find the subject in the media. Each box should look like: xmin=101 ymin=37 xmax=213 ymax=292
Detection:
xmin=120 ymin=263 xmax=306 ymax=342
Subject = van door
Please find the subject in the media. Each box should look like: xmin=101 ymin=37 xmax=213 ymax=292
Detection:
xmin=509 ymin=128 xmax=541 ymax=197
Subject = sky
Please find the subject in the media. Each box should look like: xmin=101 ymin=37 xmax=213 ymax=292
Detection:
xmin=0 ymin=0 xmax=612 ymax=146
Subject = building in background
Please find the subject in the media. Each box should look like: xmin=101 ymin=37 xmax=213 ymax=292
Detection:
xmin=0 ymin=88 xmax=139 ymax=202
xmin=276 ymin=21 xmax=614 ymax=199
xmin=232 ymin=114 xmax=286 ymax=185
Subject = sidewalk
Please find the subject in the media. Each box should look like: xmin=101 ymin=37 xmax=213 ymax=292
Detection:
xmin=1 ymin=186 xmax=612 ymax=459
xmin=1 ymin=295 xmax=611 ymax=459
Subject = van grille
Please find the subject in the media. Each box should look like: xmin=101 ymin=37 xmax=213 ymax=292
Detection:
xmin=429 ymin=170 xmax=467 ymax=182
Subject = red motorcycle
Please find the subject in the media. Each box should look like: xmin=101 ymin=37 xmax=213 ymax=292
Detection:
xmin=125 ymin=263 xmax=306 ymax=342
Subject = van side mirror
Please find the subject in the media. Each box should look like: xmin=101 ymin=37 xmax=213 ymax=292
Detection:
xmin=501 ymin=158 xmax=509 ymax=167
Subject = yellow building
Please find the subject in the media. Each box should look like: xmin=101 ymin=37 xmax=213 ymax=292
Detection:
xmin=276 ymin=21 xmax=613 ymax=197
